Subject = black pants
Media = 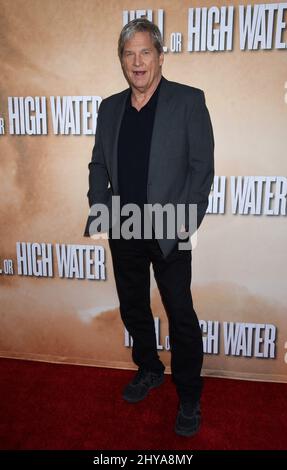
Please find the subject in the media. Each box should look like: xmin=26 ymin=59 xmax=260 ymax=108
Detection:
xmin=108 ymin=236 xmax=203 ymax=403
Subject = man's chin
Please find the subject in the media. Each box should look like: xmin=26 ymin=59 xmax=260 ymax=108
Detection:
xmin=130 ymin=79 xmax=149 ymax=91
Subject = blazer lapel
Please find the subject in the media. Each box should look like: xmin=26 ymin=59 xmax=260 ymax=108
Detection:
xmin=147 ymin=76 xmax=173 ymax=187
xmin=109 ymin=88 xmax=130 ymax=195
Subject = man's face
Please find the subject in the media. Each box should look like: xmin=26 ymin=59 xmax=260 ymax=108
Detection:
xmin=121 ymin=31 xmax=164 ymax=93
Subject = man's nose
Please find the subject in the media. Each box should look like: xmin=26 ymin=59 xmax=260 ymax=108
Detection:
xmin=133 ymin=54 xmax=143 ymax=66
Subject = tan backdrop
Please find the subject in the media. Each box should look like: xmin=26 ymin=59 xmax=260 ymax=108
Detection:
xmin=0 ymin=0 xmax=287 ymax=381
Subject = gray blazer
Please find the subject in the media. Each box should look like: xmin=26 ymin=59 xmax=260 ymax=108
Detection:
xmin=83 ymin=76 xmax=214 ymax=258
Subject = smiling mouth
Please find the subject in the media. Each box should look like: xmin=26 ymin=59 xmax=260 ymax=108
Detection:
xmin=133 ymin=71 xmax=146 ymax=76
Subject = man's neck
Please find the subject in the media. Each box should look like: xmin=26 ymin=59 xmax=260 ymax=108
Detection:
xmin=131 ymin=74 xmax=162 ymax=111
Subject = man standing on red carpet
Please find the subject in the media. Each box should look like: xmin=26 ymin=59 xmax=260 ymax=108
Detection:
xmin=84 ymin=18 xmax=214 ymax=437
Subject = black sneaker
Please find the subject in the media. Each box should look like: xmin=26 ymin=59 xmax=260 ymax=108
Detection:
xmin=175 ymin=401 xmax=201 ymax=437
xmin=122 ymin=368 xmax=165 ymax=403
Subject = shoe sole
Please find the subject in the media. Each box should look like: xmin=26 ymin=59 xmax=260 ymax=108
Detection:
xmin=175 ymin=409 xmax=201 ymax=437
xmin=175 ymin=425 xmax=200 ymax=437
xmin=123 ymin=375 xmax=165 ymax=403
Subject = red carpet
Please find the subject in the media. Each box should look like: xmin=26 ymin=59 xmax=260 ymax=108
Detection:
xmin=0 ymin=358 xmax=286 ymax=450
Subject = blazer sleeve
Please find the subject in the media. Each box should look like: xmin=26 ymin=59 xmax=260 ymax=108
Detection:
xmin=83 ymin=100 xmax=112 ymax=237
xmin=185 ymin=91 xmax=214 ymax=234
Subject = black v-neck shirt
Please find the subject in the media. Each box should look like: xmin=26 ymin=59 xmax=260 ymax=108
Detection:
xmin=117 ymin=78 xmax=162 ymax=227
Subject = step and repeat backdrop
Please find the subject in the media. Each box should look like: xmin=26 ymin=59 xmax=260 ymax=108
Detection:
xmin=0 ymin=0 xmax=286 ymax=381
